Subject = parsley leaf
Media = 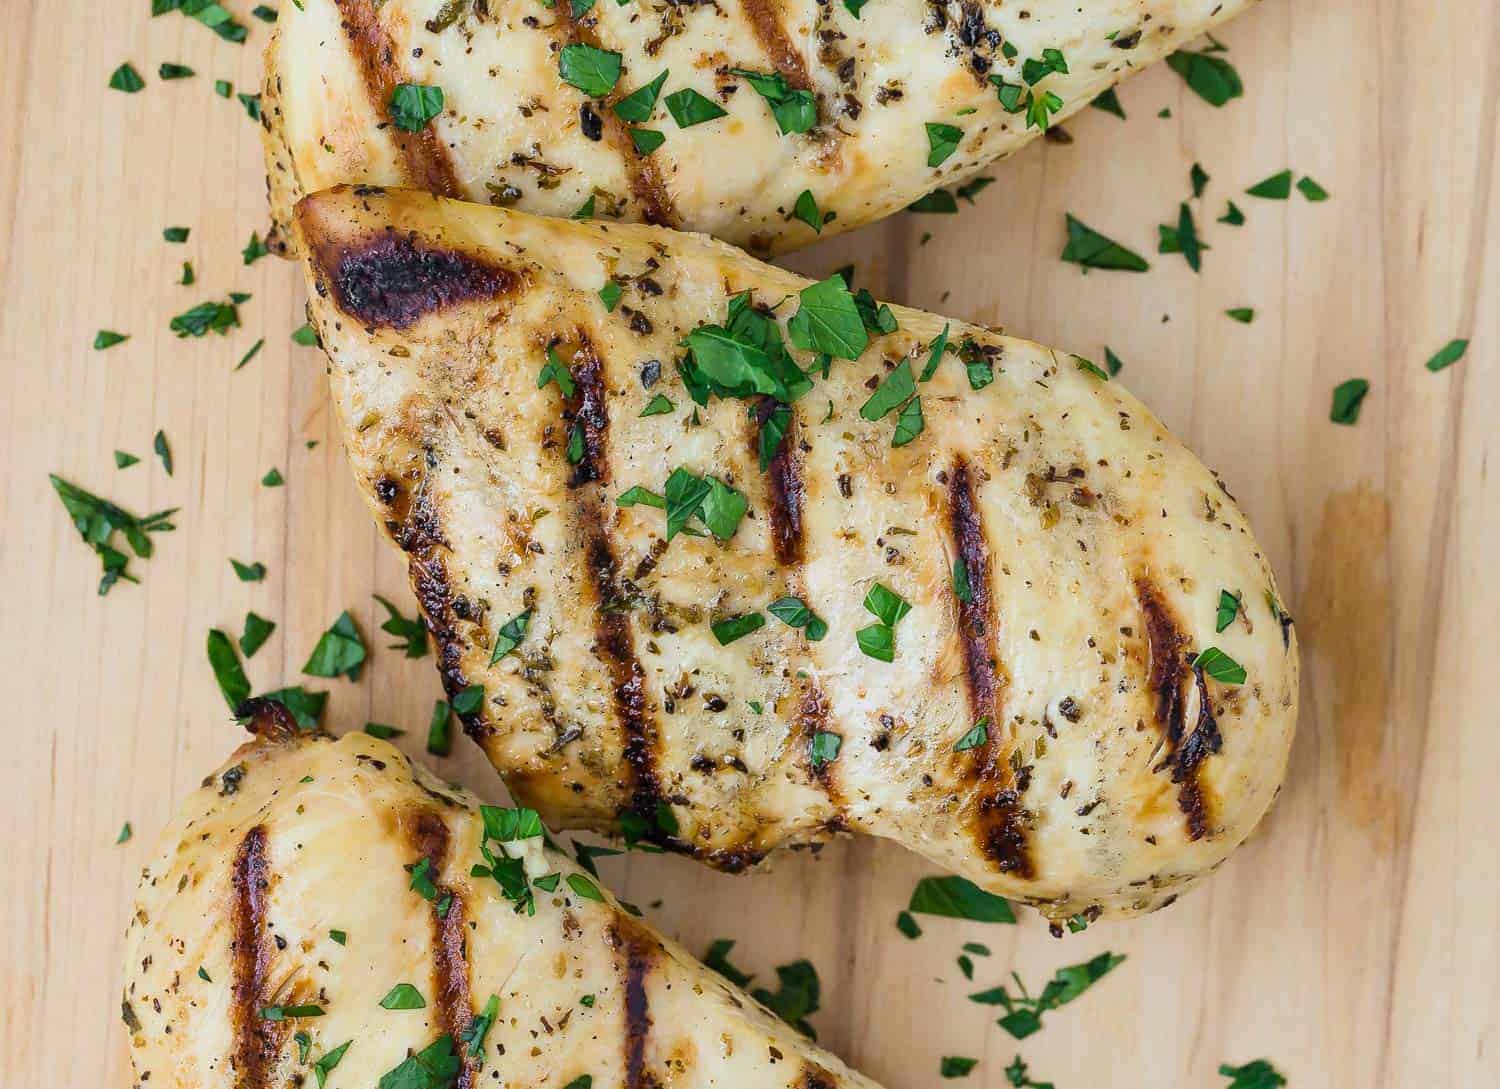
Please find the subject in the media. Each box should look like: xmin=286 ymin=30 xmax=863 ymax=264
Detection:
xmin=109 ymin=63 xmax=145 ymax=93
xmin=792 ymin=189 xmax=823 ymax=233
xmin=489 ymin=609 xmax=531 ymax=664
xmin=701 ymin=476 xmax=749 ymax=538
xmin=704 ymin=939 xmax=754 ymax=987
xmin=639 ymin=392 xmax=674 ymax=417
xmin=380 ymin=983 xmax=427 ymax=1010
xmin=94 ymin=330 xmax=129 ymax=350
xmin=788 ymin=274 xmax=868 ymax=360
xmin=730 ymin=68 xmax=816 ymax=135
xmin=810 ymin=731 xmax=841 ymax=767
xmin=1226 ymin=307 xmax=1255 ymax=324
xmin=1424 ymin=338 xmax=1468 ymax=373
xmin=240 ymin=612 xmax=276 ymax=658
xmin=114 ymin=450 xmax=139 ymax=469
xmin=1296 ymin=175 xmax=1330 ymax=202
xmin=170 ymin=296 xmax=241 ymax=337
xmin=1165 ymin=50 xmax=1243 ymax=106
xmin=1220 ymin=201 xmax=1246 ymax=225
xmin=863 ymin=583 xmax=910 ymax=626
xmin=896 ymin=911 xmax=921 ymax=938
xmin=537 ymin=346 xmax=576 ymax=397
xmin=909 ymin=875 xmax=1014 ymax=922
xmin=664 ymin=467 xmax=713 ymax=539
xmin=313 ymin=1041 xmax=352 ymax=1089
xmin=612 ymin=70 xmax=667 ymax=122
xmin=973 ymin=951 xmax=1126 ymax=1038
xmin=50 ymin=475 xmax=176 ymax=594
xmin=1218 ymin=1060 xmax=1287 ymax=1089
xmin=452 ymin=684 xmax=484 ymax=717
xmin=920 ymin=324 xmax=950 ymax=381
xmin=377 ymin=1035 xmax=460 ymax=1089
xmin=925 ymin=122 xmax=963 ymax=167
xmin=941 ymin=1057 xmax=978 ymax=1079
xmin=230 ymin=558 xmax=266 ymax=582
xmin=767 ymin=596 xmax=828 ymax=641
xmin=598 ymin=280 xmax=623 ymax=312
xmin=1091 ymin=87 xmax=1125 ymax=119
xmin=909 ymin=189 xmax=958 ymax=214
xmin=664 ymin=87 xmax=725 ymax=127
xmin=389 ymin=84 xmax=445 ymax=131
xmin=153 ymin=430 xmax=173 ymax=475
xmin=302 ymin=611 xmax=368 ymax=680
xmin=629 ymin=128 xmax=665 ymax=154
xmin=1060 ymin=214 xmax=1149 ymax=271
xmin=1330 ymin=377 xmax=1370 ymax=424
xmin=953 ymin=719 xmax=988 ymax=752
xmin=207 ymin=630 xmax=251 ymax=709
xmin=892 ymin=395 xmax=924 ymax=447
xmin=163 ymin=226 xmax=190 ymax=242
xmin=374 ymin=594 xmax=428 ymax=657
xmin=712 ymin=612 xmax=765 ymax=645
xmin=1193 ymin=646 xmax=1247 ymax=684
xmin=751 ymin=960 xmax=821 ymax=1038
xmin=1216 ymin=590 xmax=1241 ymax=633
xmin=1245 ymin=169 xmax=1292 ymax=199
xmin=860 ymin=360 xmax=915 ymax=421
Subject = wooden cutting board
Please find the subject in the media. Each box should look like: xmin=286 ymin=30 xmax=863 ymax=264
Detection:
xmin=2 ymin=2 xmax=1494 ymax=1086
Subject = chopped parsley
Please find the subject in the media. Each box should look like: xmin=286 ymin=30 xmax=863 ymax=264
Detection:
xmin=567 ymin=873 xmax=606 ymax=902
xmin=1219 ymin=201 xmax=1246 ymax=225
xmin=1193 ymin=646 xmax=1247 ymax=684
xmin=380 ymin=983 xmax=427 ymax=1010
xmin=1296 ymin=175 xmax=1330 ymax=202
xmin=925 ymin=122 xmax=963 ymax=167
xmin=364 ymin=723 xmax=403 ymax=740
xmin=1091 ymin=87 xmax=1125 ymax=119
xmin=941 ymin=1057 xmax=978 ymax=1079
xmin=1166 ymin=49 xmax=1243 ymax=106
xmin=909 ymin=189 xmax=959 ymax=213
xmin=1226 ymin=307 xmax=1255 ymax=323
xmin=376 ymin=1035 xmax=458 ymax=1089
xmin=860 ymin=360 xmax=915 ymax=421
xmin=896 ymin=911 xmax=921 ymax=939
xmin=1219 ymin=1060 xmax=1287 ymax=1089
xmin=1245 ymin=170 xmax=1292 ymax=199
xmin=598 ymin=280 xmax=623 ymax=311
xmin=792 ymin=189 xmax=824 ymax=233
xmin=259 ymin=1004 xmax=325 ymax=1021
xmin=50 ymin=475 xmax=177 ymax=594
xmin=1424 ymin=338 xmax=1468 ymax=372
xmin=971 ymin=951 xmax=1126 ymax=1037
xmin=856 ymin=582 xmax=910 ymax=662
xmin=908 ymin=875 xmax=1014 ymax=922
xmin=461 ymin=994 xmax=499 ymax=1059
xmin=809 ymin=731 xmax=841 ymax=767
xmin=629 ymin=128 xmax=665 ymax=154
xmin=375 ymin=594 xmax=428 ymax=657
xmin=730 ymin=68 xmax=816 ymax=135
xmin=94 ymin=330 xmax=129 ymax=350
xmin=153 ymin=430 xmax=173 ymax=475
xmin=159 ymin=62 xmax=195 ymax=80
xmin=953 ymin=719 xmax=988 ymax=752
xmin=712 ymin=612 xmax=766 ymax=645
xmin=109 ymin=63 xmax=145 ymax=93
xmin=788 ymin=274 xmax=868 ymax=359
xmin=116 ymin=821 xmax=133 ymax=844
xmin=1330 ymin=377 xmax=1369 ymax=425
xmin=664 ymin=87 xmax=725 ymax=127
xmin=230 ymin=558 xmax=266 ymax=582
xmin=767 ymin=595 xmax=828 ymax=641
xmin=114 ymin=451 xmax=139 ymax=469
xmin=613 ymin=70 xmax=668 ymax=122
xmin=892 ymin=395 xmax=924 ymax=446
xmin=163 ymin=226 xmax=190 ymax=242
xmin=639 ymin=393 xmax=674 ymax=417
xmin=389 ymin=83 xmax=445 ymax=131
xmin=452 ymin=684 xmax=484 ymax=716
xmin=1005 ymin=1055 xmax=1056 ymax=1089
xmin=1104 ymin=347 xmax=1124 ymax=375
xmin=238 ymin=92 xmax=262 ymax=121
xmin=920 ymin=323 xmax=950 ymax=381
xmin=291 ymin=323 xmax=319 ymax=346
xmin=313 ymin=1041 xmax=352 ymax=1089
xmin=170 ymin=297 xmax=241 ymax=337
xmin=237 ymin=338 xmax=263 ymax=369
xmin=302 ymin=611 xmax=367 ymax=680
xmin=489 ymin=609 xmax=530 ymax=664
xmin=1216 ymin=590 xmax=1241 ymax=633
xmin=1061 ymin=214 xmax=1149 ymax=271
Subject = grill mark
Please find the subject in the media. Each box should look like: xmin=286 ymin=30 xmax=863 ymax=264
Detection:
xmin=408 ymin=811 xmax=476 ymax=1089
xmin=741 ymin=0 xmax=812 ymax=90
xmin=609 ymin=918 xmax=657 ymax=1089
xmin=947 ymin=460 xmax=1031 ymax=878
xmin=308 ymin=228 xmax=520 ymax=330
xmin=556 ymin=8 xmax=678 ymax=227
xmin=1135 ymin=578 xmax=1219 ymax=839
xmin=562 ymin=347 xmax=664 ymax=828
xmin=334 ymin=0 xmax=460 ymax=197
xmin=1171 ymin=665 xmax=1223 ymax=839
xmin=230 ymin=826 xmax=282 ymax=1089
xmin=754 ymin=400 xmax=804 ymax=565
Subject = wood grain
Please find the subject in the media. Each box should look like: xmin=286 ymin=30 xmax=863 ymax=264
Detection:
xmin=1 ymin=2 xmax=1495 ymax=1087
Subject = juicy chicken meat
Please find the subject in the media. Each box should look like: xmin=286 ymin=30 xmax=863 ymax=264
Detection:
xmin=295 ymin=186 xmax=1298 ymax=922
xmin=122 ymin=703 xmax=885 ymax=1089
xmin=261 ymin=0 xmax=1257 ymax=256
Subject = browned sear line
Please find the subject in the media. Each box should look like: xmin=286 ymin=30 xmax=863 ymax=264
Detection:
xmin=741 ymin=0 xmax=813 ymax=90
xmin=947 ymin=459 xmax=1031 ymax=878
xmin=230 ymin=826 xmax=282 ymax=1089
xmin=754 ymin=399 xmax=804 ymax=565
xmin=1135 ymin=577 xmax=1221 ymax=840
xmin=609 ymin=918 xmax=657 ymax=1089
xmin=408 ymin=810 xmax=476 ymax=1089
xmin=556 ymin=7 xmax=678 ymax=226
xmin=334 ymin=0 xmax=461 ymax=197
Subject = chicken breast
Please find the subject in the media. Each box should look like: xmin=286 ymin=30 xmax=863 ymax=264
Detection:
xmin=122 ymin=702 xmax=884 ymax=1089
xmin=295 ymin=185 xmax=1297 ymax=922
xmin=261 ymin=0 xmax=1256 ymax=257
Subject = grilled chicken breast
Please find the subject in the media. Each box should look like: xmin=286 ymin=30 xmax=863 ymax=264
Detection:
xmin=261 ymin=0 xmax=1256 ymax=257
xmin=295 ymin=186 xmax=1297 ymax=922
xmin=122 ymin=703 xmax=884 ymax=1089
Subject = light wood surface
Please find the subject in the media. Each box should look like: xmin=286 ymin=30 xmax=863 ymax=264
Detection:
xmin=2 ymin=2 xmax=1496 ymax=1087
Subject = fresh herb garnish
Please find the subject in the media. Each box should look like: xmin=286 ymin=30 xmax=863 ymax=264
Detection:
xmin=953 ymin=719 xmax=988 ymax=752
xmin=712 ymin=612 xmax=766 ymax=645
xmin=364 ymin=723 xmax=403 ymax=740
xmin=1061 ymin=214 xmax=1149 ymax=271
xmin=302 ymin=611 xmax=367 ymax=680
xmin=892 ymin=395 xmax=924 ymax=446
xmin=792 ymin=189 xmax=823 ymax=233
xmin=1424 ymin=338 xmax=1468 ymax=372
xmin=461 ymin=995 xmax=499 ymax=1059
xmin=567 ymin=873 xmax=605 ymax=901
xmin=537 ymin=346 xmax=577 ymax=397
xmin=313 ymin=1041 xmax=352 ymax=1089
xmin=639 ymin=393 xmax=674 ymax=417
xmin=860 ymin=360 xmax=915 ymax=421
xmin=1330 ymin=377 xmax=1369 ymax=425
xmin=730 ymin=68 xmax=815 ymax=135
xmin=909 ymin=875 xmax=1014 ymax=922
xmin=941 ymin=1057 xmax=978 ymax=1079
xmin=163 ymin=226 xmax=190 ymax=242
xmin=1296 ymin=175 xmax=1330 ymax=202
xmin=153 ymin=430 xmax=173 ymax=475
xmin=389 ymin=83 xmax=445 ymax=131
xmin=559 ymin=44 xmax=622 ymax=97
xmin=376 ymin=1035 xmax=459 ymax=1089
xmin=663 ymin=87 xmax=725 ymax=127
xmin=909 ymin=189 xmax=959 ymax=214
xmin=613 ymin=70 xmax=668 ymax=122
xmin=1218 ymin=1060 xmax=1287 ymax=1089
xmin=489 ymin=609 xmax=531 ymax=664
xmin=259 ymin=1004 xmax=325 ymax=1021
xmin=238 ymin=611 xmax=275 ymax=658
xmin=788 ymin=274 xmax=868 ymax=360
xmin=255 ymin=686 xmax=327 ymax=730
xmin=374 ymin=594 xmax=427 ymax=657
xmin=1193 ymin=646 xmax=1247 ymax=684
xmin=1226 ymin=307 xmax=1255 ymax=323
xmin=809 ymin=731 xmax=841 ymax=767
xmin=1219 ymin=201 xmax=1246 ymax=225
xmin=230 ymin=558 xmax=266 ymax=582
xmin=1005 ymin=1055 xmax=1056 ymax=1089
xmin=159 ymin=62 xmax=195 ymax=80
xmin=1245 ymin=170 xmax=1292 ymax=199
xmin=380 ymin=983 xmax=426 ymax=1010
xmin=971 ymin=951 xmax=1126 ymax=1038
xmin=94 ymin=330 xmax=129 ymax=349
xmin=919 ymin=324 xmax=950 ymax=381
xmin=452 ymin=685 xmax=484 ymax=716
xmin=753 ymin=960 xmax=821 ymax=1038
xmin=116 ymin=822 xmax=133 ymax=844
xmin=896 ymin=911 xmax=921 ymax=938
xmin=925 ymin=122 xmax=963 ymax=167
xmin=598 ymin=280 xmax=623 ymax=312
xmin=171 ymin=297 xmax=241 ymax=337
xmin=237 ymin=92 xmax=262 ymax=121
xmin=50 ymin=475 xmax=176 ymax=594
xmin=1091 ymin=87 xmax=1125 ymax=119
xmin=1215 ymin=590 xmax=1241 ymax=633
xmin=291 ymin=323 xmax=319 ymax=346
xmin=1166 ymin=49 xmax=1243 ymax=106
xmin=109 ymin=63 xmax=145 ymax=93
xmin=114 ymin=451 xmax=139 ymax=469
xmin=629 ymin=128 xmax=665 ymax=154
xmin=767 ymin=596 xmax=828 ymax=641
xmin=856 ymin=583 xmax=910 ymax=662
